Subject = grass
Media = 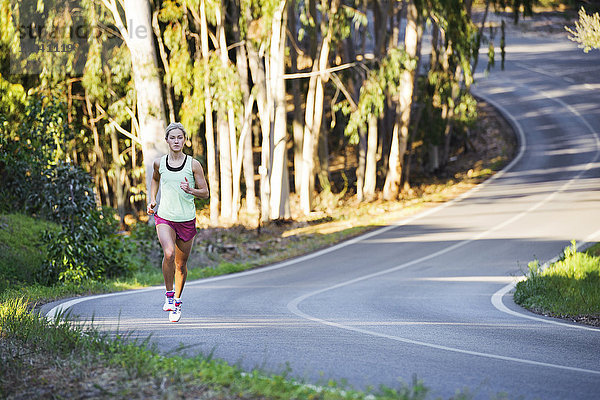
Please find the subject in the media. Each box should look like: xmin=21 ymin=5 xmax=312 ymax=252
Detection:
xmin=0 ymin=213 xmax=60 ymax=291
xmin=514 ymin=241 xmax=600 ymax=323
xmin=0 ymin=297 xmax=431 ymax=399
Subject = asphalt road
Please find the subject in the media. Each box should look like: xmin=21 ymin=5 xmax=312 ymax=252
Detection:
xmin=45 ymin=29 xmax=600 ymax=399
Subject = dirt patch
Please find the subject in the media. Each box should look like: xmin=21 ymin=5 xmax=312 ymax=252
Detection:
xmin=524 ymin=307 xmax=600 ymax=328
xmin=0 ymin=338 xmax=223 ymax=399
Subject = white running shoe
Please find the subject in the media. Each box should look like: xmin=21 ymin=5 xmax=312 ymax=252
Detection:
xmin=163 ymin=292 xmax=175 ymax=311
xmin=169 ymin=300 xmax=182 ymax=322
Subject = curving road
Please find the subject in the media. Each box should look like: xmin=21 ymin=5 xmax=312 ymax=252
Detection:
xmin=44 ymin=30 xmax=600 ymax=399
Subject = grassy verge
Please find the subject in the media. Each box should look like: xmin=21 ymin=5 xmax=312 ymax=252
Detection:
xmin=514 ymin=241 xmax=600 ymax=326
xmin=1 ymin=298 xmax=430 ymax=399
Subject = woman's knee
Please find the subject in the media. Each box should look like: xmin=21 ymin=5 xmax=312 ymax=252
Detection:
xmin=163 ymin=247 xmax=176 ymax=263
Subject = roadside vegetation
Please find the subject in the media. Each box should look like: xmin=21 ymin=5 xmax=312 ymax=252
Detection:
xmin=514 ymin=242 xmax=600 ymax=327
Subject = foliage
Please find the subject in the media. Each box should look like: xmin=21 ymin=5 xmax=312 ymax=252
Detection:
xmin=0 ymin=95 xmax=140 ymax=285
xmin=0 ymin=0 xmax=547 ymax=221
xmin=39 ymin=212 xmax=140 ymax=285
xmin=566 ymin=7 xmax=600 ymax=52
xmin=342 ymin=48 xmax=414 ymax=144
xmin=0 ymin=95 xmax=69 ymax=214
xmin=514 ymin=241 xmax=600 ymax=316
xmin=343 ymin=71 xmax=385 ymax=145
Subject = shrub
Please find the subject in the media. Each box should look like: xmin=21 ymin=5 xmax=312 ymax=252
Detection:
xmin=1 ymin=95 xmax=140 ymax=285
xmin=39 ymin=206 xmax=140 ymax=285
xmin=514 ymin=242 xmax=600 ymax=316
xmin=0 ymin=95 xmax=69 ymax=215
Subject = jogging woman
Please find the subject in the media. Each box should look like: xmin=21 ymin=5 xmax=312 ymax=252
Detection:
xmin=147 ymin=122 xmax=209 ymax=322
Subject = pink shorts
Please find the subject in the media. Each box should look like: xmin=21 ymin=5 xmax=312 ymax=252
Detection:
xmin=154 ymin=215 xmax=197 ymax=242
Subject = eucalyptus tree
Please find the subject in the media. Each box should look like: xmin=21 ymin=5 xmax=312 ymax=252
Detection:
xmin=268 ymin=0 xmax=291 ymax=219
xmin=81 ymin=0 xmax=141 ymax=221
xmin=299 ymin=0 xmax=363 ymax=213
xmin=382 ymin=0 xmax=422 ymax=201
xmin=100 ymin=0 xmax=169 ymax=210
xmin=240 ymin=0 xmax=292 ymax=221
xmin=155 ymin=0 xmax=245 ymax=224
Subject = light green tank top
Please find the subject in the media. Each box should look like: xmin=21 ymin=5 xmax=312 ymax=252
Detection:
xmin=157 ymin=155 xmax=196 ymax=222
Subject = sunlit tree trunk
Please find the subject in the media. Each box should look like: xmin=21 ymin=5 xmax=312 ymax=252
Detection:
xmin=288 ymin=2 xmax=304 ymax=195
xmin=300 ymin=0 xmax=340 ymax=214
xmin=246 ymin=50 xmax=271 ymax=222
xmin=269 ymin=0 xmax=290 ymax=219
xmin=109 ymin=127 xmax=125 ymax=225
xmin=233 ymin=2 xmax=257 ymax=216
xmin=363 ymin=114 xmax=378 ymax=201
xmin=216 ymin=3 xmax=234 ymax=221
xmin=200 ymin=0 xmax=219 ymax=224
xmin=356 ymin=128 xmax=367 ymax=202
xmin=383 ymin=0 xmax=420 ymax=200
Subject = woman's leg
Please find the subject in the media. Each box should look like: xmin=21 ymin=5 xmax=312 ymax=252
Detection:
xmin=173 ymin=236 xmax=194 ymax=298
xmin=156 ymin=224 xmax=177 ymax=291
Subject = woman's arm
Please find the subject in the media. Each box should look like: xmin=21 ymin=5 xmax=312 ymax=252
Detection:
xmin=180 ymin=159 xmax=209 ymax=199
xmin=147 ymin=158 xmax=161 ymax=214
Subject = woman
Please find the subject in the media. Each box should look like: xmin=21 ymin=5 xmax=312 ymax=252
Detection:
xmin=147 ymin=122 xmax=209 ymax=322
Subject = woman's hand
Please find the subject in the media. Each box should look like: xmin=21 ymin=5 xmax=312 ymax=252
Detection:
xmin=180 ymin=177 xmax=195 ymax=195
xmin=147 ymin=201 xmax=157 ymax=215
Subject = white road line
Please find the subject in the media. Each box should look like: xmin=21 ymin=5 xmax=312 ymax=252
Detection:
xmin=483 ymin=71 xmax=600 ymax=331
xmin=288 ymin=296 xmax=600 ymax=376
xmin=286 ymin=78 xmax=600 ymax=374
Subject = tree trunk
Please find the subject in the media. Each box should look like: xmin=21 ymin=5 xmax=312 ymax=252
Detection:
xmin=383 ymin=0 xmax=420 ymax=200
xmin=356 ymin=128 xmax=367 ymax=202
xmin=288 ymin=2 xmax=304 ymax=195
xmin=246 ymin=43 xmax=271 ymax=222
xmin=109 ymin=128 xmax=125 ymax=225
xmin=232 ymin=94 xmax=256 ymax=220
xmin=200 ymin=0 xmax=219 ymax=224
xmin=317 ymin=124 xmax=330 ymax=192
xmin=216 ymin=3 xmax=234 ymax=221
xmin=363 ymin=114 xmax=378 ymax=201
xmin=401 ymin=103 xmax=424 ymax=192
xmin=300 ymin=0 xmax=340 ymax=214
xmin=232 ymin=2 xmax=257 ymax=216
xmin=269 ymin=0 xmax=291 ymax=220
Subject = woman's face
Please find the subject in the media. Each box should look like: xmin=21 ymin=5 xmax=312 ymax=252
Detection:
xmin=166 ymin=129 xmax=185 ymax=151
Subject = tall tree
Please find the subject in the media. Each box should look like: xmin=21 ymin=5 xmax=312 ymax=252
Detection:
xmin=198 ymin=0 xmax=220 ymax=224
xmin=268 ymin=0 xmax=291 ymax=219
xmin=100 ymin=0 xmax=168 ymax=209
xmin=300 ymin=0 xmax=341 ymax=214
xmin=383 ymin=0 xmax=421 ymax=200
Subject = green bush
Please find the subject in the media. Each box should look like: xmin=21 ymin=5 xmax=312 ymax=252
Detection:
xmin=514 ymin=242 xmax=600 ymax=316
xmin=1 ymin=95 xmax=140 ymax=285
xmin=0 ymin=95 xmax=70 ymax=215
xmin=39 ymin=208 xmax=141 ymax=285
